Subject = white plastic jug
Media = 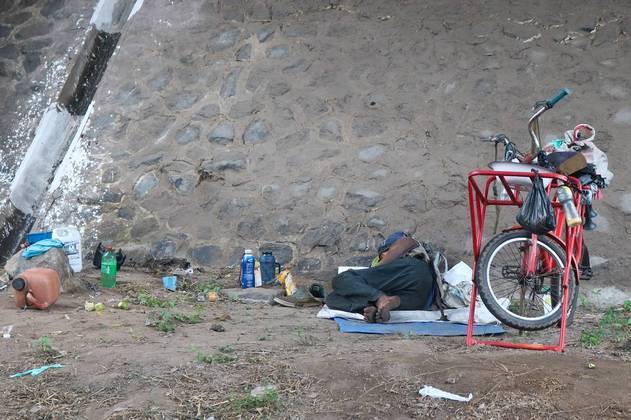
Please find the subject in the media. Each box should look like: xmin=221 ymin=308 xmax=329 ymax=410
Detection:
xmin=52 ymin=226 xmax=82 ymax=273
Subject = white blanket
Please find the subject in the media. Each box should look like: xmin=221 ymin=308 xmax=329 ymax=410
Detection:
xmin=317 ymin=301 xmax=502 ymax=325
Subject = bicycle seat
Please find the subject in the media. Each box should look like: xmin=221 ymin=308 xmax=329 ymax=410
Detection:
xmin=488 ymin=161 xmax=554 ymax=187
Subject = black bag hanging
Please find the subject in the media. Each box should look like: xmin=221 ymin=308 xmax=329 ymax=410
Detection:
xmin=516 ymin=170 xmax=557 ymax=235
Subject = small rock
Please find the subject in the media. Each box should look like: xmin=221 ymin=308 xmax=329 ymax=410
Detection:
xmin=101 ymin=166 xmax=119 ymax=183
xmin=318 ymin=186 xmax=336 ymax=200
xmin=196 ymin=104 xmax=221 ymax=119
xmin=256 ymin=26 xmax=275 ymax=42
xmin=22 ymin=52 xmax=40 ymax=73
xmin=150 ymin=239 xmax=177 ymax=261
xmin=210 ymin=28 xmax=241 ymax=50
xmin=148 ymin=71 xmax=171 ymax=91
xmin=358 ymin=145 xmax=385 ymax=162
xmin=131 ymin=217 xmax=160 ymax=238
xmin=175 ymin=125 xmax=200 ymax=145
xmin=191 ymin=245 xmax=223 ymax=266
xmin=266 ymin=45 xmax=289 ymax=59
xmin=367 ymin=218 xmax=386 ymax=228
xmin=258 ymin=243 xmax=293 ymax=265
xmin=300 ymin=222 xmax=344 ymax=249
xmin=15 ymin=21 xmax=52 ymax=40
xmin=133 ymin=172 xmax=158 ymax=199
xmin=0 ymin=44 xmax=18 ymax=59
xmin=266 ymin=81 xmax=291 ymax=98
xmin=166 ymin=92 xmax=200 ymax=111
xmin=117 ymin=207 xmax=135 ymax=221
xmin=294 ymin=257 xmax=322 ymax=272
xmin=129 ymin=152 xmax=163 ymax=169
xmin=210 ymin=324 xmax=225 ymax=332
xmin=168 ymin=174 xmax=197 ymax=194
xmin=319 ymin=119 xmax=342 ymax=142
xmin=247 ymin=1 xmax=271 ymax=21
xmin=229 ymin=100 xmax=261 ymax=119
xmin=201 ymin=152 xmax=247 ymax=171
xmin=237 ymin=217 xmax=266 ymax=239
xmin=209 ymin=122 xmax=234 ymax=144
xmin=235 ymin=44 xmax=252 ymax=61
xmin=243 ymin=119 xmax=270 ymax=144
xmin=102 ymin=189 xmax=123 ymax=203
xmin=345 ymin=190 xmax=385 ymax=208
xmin=220 ymin=68 xmax=241 ymax=98
xmin=352 ymin=116 xmax=386 ymax=138
xmin=41 ymin=0 xmax=65 ymax=17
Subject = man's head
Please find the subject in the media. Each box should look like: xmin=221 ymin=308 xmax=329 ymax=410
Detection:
xmin=377 ymin=231 xmax=408 ymax=255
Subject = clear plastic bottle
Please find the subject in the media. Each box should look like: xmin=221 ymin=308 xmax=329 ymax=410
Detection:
xmin=100 ymin=245 xmax=118 ymax=288
xmin=557 ymin=186 xmax=582 ymax=227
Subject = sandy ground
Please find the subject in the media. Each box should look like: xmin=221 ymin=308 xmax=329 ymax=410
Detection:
xmin=0 ymin=268 xmax=630 ymax=419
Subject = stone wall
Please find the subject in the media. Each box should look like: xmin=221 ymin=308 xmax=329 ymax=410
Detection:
xmin=39 ymin=0 xmax=631 ymax=284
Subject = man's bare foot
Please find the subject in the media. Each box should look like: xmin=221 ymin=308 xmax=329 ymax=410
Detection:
xmin=363 ymin=305 xmax=377 ymax=323
xmin=375 ymin=294 xmax=400 ymax=322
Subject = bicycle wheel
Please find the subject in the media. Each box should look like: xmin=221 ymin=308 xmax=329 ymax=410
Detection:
xmin=476 ymin=229 xmax=576 ymax=331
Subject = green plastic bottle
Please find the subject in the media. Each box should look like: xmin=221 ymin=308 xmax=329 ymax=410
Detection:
xmin=100 ymin=245 xmax=117 ymax=288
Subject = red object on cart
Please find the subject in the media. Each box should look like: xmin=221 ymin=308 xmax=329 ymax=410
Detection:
xmin=465 ymin=169 xmax=585 ymax=352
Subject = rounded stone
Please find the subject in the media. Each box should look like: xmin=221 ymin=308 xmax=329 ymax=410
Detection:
xmin=266 ymin=45 xmax=289 ymax=59
xmin=210 ymin=28 xmax=241 ymax=51
xmin=294 ymin=257 xmax=321 ymax=273
xmin=150 ymin=239 xmax=177 ymax=261
xmin=147 ymin=71 xmax=171 ymax=91
xmin=168 ymin=174 xmax=197 ymax=194
xmin=243 ymin=119 xmax=270 ymax=144
xmin=131 ymin=217 xmax=160 ymax=238
xmin=220 ymin=68 xmax=241 ymax=98
xmin=0 ymin=24 xmax=12 ymax=38
xmin=15 ymin=21 xmax=52 ymax=39
xmin=191 ymin=245 xmax=223 ymax=266
xmin=41 ymin=0 xmax=65 ymax=17
xmin=319 ymin=119 xmax=342 ymax=142
xmin=345 ymin=190 xmax=385 ymax=208
xmin=5 ymin=11 xmax=31 ymax=25
xmin=352 ymin=116 xmax=385 ymax=138
xmin=22 ymin=51 xmax=40 ymax=73
xmin=358 ymin=145 xmax=385 ymax=162
xmin=175 ymin=125 xmax=200 ymax=145
xmin=209 ymin=121 xmax=235 ymax=144
xmin=166 ymin=92 xmax=200 ymax=111
xmin=197 ymin=104 xmax=220 ymax=119
xmin=117 ymin=207 xmax=135 ymax=221
xmin=258 ymin=243 xmax=293 ymax=265
xmin=0 ymin=44 xmax=18 ymax=59
xmin=318 ymin=186 xmax=336 ymax=200
xmin=256 ymin=26 xmax=275 ymax=43
xmin=235 ymin=44 xmax=252 ymax=61
xmin=266 ymin=81 xmax=291 ymax=98
xmin=133 ymin=172 xmax=159 ymax=199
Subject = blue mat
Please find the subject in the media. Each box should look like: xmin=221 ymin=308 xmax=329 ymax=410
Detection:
xmin=334 ymin=317 xmax=504 ymax=336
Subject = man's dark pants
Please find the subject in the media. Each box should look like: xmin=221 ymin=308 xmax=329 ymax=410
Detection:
xmin=325 ymin=257 xmax=434 ymax=312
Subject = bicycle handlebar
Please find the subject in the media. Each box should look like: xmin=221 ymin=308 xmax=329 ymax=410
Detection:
xmin=546 ymin=88 xmax=572 ymax=108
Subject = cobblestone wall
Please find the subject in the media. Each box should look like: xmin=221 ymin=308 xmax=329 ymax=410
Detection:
xmin=40 ymin=0 xmax=631 ymax=283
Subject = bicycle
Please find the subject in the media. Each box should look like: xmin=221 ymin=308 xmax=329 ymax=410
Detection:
xmin=467 ymin=89 xmax=608 ymax=334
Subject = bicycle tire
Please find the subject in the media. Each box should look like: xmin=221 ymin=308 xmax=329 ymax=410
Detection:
xmin=476 ymin=229 xmax=576 ymax=331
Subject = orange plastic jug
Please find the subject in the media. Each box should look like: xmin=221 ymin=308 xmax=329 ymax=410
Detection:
xmin=12 ymin=268 xmax=61 ymax=310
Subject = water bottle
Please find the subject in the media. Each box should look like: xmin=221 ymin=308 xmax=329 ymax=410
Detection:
xmin=260 ymin=252 xmax=282 ymax=285
xmin=100 ymin=245 xmax=118 ymax=288
xmin=557 ymin=186 xmax=582 ymax=227
xmin=240 ymin=249 xmax=255 ymax=289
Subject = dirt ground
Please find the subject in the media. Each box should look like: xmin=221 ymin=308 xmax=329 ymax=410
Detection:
xmin=0 ymin=268 xmax=630 ymax=420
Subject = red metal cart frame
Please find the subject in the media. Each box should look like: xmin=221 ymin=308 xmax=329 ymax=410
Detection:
xmin=465 ymin=169 xmax=584 ymax=352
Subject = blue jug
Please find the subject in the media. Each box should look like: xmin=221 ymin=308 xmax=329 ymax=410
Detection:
xmin=260 ymin=252 xmax=281 ymax=285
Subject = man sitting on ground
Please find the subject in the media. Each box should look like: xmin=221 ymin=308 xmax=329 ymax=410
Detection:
xmin=325 ymin=233 xmax=436 ymax=323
